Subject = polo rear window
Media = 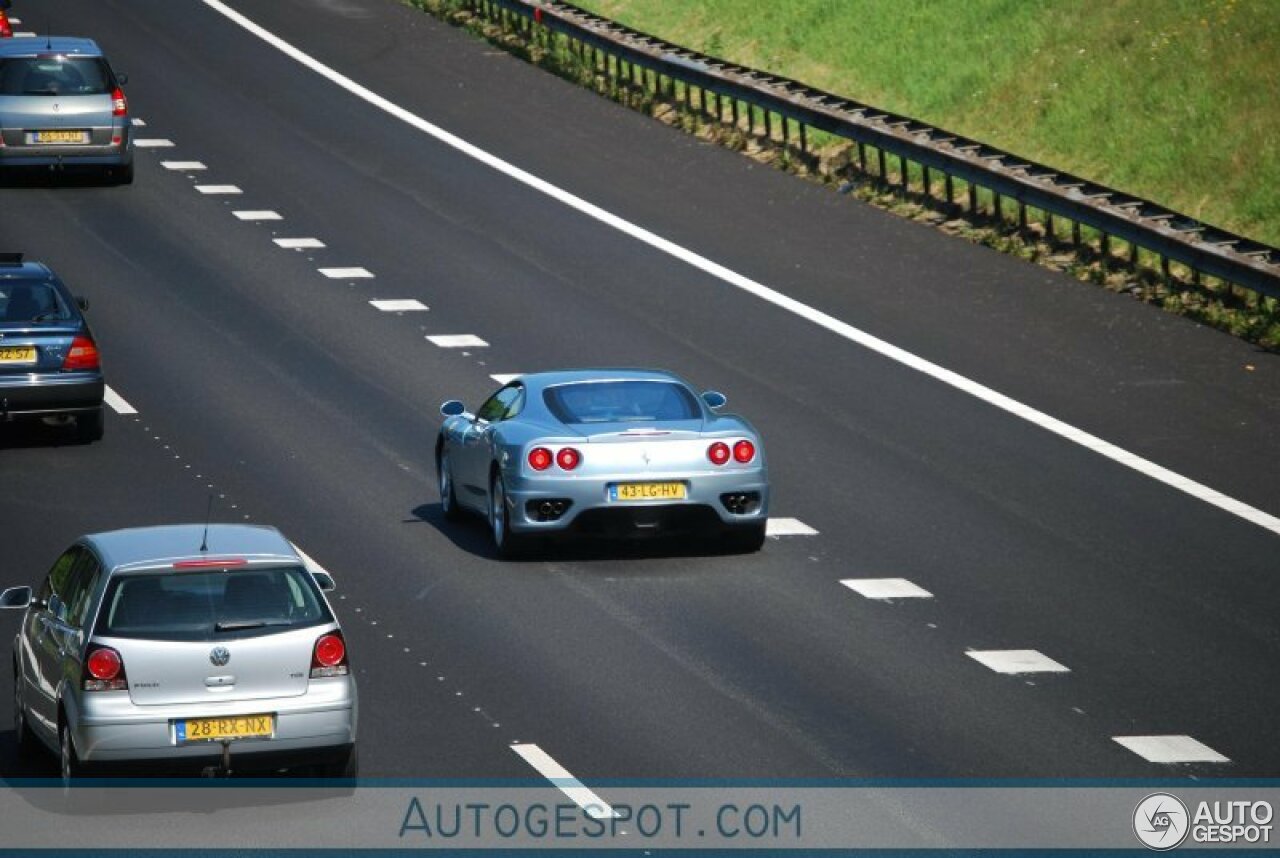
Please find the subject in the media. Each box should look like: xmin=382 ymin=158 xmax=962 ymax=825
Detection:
xmin=95 ymin=567 xmax=332 ymax=642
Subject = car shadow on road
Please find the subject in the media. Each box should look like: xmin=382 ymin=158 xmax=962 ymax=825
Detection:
xmin=0 ymin=168 xmax=119 ymax=190
xmin=407 ymin=503 xmax=741 ymax=563
xmin=0 ymin=420 xmax=89 ymax=450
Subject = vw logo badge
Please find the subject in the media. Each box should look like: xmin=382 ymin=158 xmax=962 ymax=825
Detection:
xmin=52 ymin=102 xmax=60 ymax=113
xmin=209 ymin=646 xmax=231 ymax=667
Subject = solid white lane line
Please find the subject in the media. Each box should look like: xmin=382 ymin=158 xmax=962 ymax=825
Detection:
xmin=1113 ymin=735 xmax=1230 ymax=764
xmin=318 ymin=267 xmax=374 ymax=279
xmin=161 ymin=160 xmax=207 ymax=170
xmin=133 ymin=138 xmax=175 ymax=148
xmin=766 ymin=517 xmax=818 ymax=537
xmin=841 ymin=578 xmax=933 ymax=599
xmin=428 ymin=334 xmax=488 ymax=348
xmin=966 ymin=649 xmax=1070 ymax=675
xmin=203 ymin=0 xmax=1280 ymax=538
xmin=274 ymin=237 xmax=325 ymax=249
xmin=510 ymin=744 xmax=618 ymax=820
xmin=370 ymin=299 xmax=429 ymax=312
xmin=103 ymin=386 xmax=137 ymax=416
xmin=13 ymin=32 xmax=36 ymax=38
xmin=233 ymin=210 xmax=283 ymax=221
xmin=195 ymin=184 xmax=242 ymax=194
xmin=489 ymin=373 xmax=521 ymax=385
xmin=130 ymin=118 xmax=146 ymax=126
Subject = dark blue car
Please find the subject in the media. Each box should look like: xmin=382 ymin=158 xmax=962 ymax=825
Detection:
xmin=0 ymin=253 xmax=104 ymax=441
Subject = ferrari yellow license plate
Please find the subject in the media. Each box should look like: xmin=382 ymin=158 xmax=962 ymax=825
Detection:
xmin=0 ymin=346 xmax=36 ymax=363
xmin=176 ymin=714 xmax=273 ymax=743
xmin=611 ymin=482 xmax=686 ymax=501
xmin=31 ymin=129 xmax=89 ymax=144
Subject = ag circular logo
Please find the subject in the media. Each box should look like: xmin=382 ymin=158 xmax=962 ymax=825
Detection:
xmin=1134 ymin=793 xmax=1190 ymax=850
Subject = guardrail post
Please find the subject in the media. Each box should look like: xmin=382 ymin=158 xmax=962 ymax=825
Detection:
xmin=877 ymin=147 xmax=887 ymax=182
xmin=900 ymin=156 xmax=909 ymax=194
xmin=1046 ymin=212 xmax=1055 ymax=240
xmin=731 ymin=98 xmax=739 ymax=128
xmin=1072 ymin=220 xmax=1081 ymax=246
xmin=1018 ymin=201 xmax=1028 ymax=231
xmin=1129 ymin=241 xmax=1139 ymax=266
xmin=968 ymin=182 xmax=978 ymax=213
xmin=923 ymin=166 xmax=932 ymax=200
xmin=994 ymin=193 xmax=1003 ymax=222
xmin=944 ymin=173 xmax=954 ymax=205
xmin=764 ymin=110 xmax=772 ymax=140
xmin=857 ymin=142 xmax=867 ymax=174
xmin=799 ymin=123 xmax=807 ymax=154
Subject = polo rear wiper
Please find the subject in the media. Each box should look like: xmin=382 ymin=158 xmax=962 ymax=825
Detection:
xmin=214 ymin=619 xmax=292 ymax=632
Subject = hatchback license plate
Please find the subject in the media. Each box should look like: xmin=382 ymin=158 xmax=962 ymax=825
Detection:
xmin=611 ymin=482 xmax=686 ymax=501
xmin=0 ymin=346 xmax=36 ymax=363
xmin=30 ymin=129 xmax=89 ymax=144
xmin=176 ymin=714 xmax=273 ymax=743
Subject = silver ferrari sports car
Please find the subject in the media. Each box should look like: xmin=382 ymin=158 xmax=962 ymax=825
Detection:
xmin=435 ymin=369 xmax=769 ymax=557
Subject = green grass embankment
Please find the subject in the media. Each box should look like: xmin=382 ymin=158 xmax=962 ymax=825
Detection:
xmin=579 ymin=0 xmax=1280 ymax=248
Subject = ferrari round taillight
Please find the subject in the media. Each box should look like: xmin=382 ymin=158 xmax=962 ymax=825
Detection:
xmin=556 ymin=447 xmax=581 ymax=470
xmin=733 ymin=440 xmax=756 ymax=463
xmin=707 ymin=442 xmax=730 ymax=466
xmin=87 ymin=647 xmax=121 ymax=680
xmin=528 ymin=447 xmax=553 ymax=471
xmin=315 ymin=634 xmax=345 ymax=667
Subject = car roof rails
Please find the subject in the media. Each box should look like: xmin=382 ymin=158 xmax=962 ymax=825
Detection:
xmin=0 ymin=253 xmax=24 ymax=266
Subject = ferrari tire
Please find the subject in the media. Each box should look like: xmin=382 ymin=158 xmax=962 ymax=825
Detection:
xmin=489 ymin=473 xmax=531 ymax=560
xmin=438 ymin=451 xmax=462 ymax=521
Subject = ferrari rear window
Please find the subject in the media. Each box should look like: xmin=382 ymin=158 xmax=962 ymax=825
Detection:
xmin=0 ymin=57 xmax=112 ymax=96
xmin=543 ymin=381 xmax=700 ymax=424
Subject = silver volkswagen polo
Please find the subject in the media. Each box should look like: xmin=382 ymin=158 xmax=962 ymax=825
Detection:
xmin=2 ymin=524 xmax=358 ymax=781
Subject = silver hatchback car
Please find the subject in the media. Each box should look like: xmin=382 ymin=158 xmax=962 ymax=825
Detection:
xmin=2 ymin=524 xmax=358 ymax=781
xmin=0 ymin=36 xmax=133 ymax=183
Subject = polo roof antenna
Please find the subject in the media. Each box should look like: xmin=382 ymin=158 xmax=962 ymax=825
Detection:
xmin=199 ymin=494 xmax=214 ymax=553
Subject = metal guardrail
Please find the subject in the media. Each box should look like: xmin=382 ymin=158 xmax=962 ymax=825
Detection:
xmin=457 ymin=0 xmax=1280 ymax=302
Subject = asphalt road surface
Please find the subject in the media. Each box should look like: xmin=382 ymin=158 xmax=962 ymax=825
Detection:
xmin=2 ymin=0 xmax=1277 ymax=798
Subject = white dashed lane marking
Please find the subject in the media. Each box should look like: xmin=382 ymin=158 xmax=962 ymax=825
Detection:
xmin=161 ymin=161 xmax=207 ymax=171
xmin=967 ymin=650 xmax=1070 ymax=675
xmin=103 ymin=386 xmax=137 ymax=416
xmin=274 ymin=237 xmax=325 ymax=249
xmin=766 ymin=517 xmax=818 ymax=537
xmin=133 ymin=138 xmax=175 ymax=148
xmin=195 ymin=184 xmax=242 ymax=195
xmin=370 ymin=299 xmax=428 ymax=312
xmin=489 ymin=374 xmax=520 ymax=385
xmin=428 ymin=334 xmax=488 ymax=348
xmin=130 ymin=118 xmax=146 ymax=126
xmin=841 ymin=578 xmax=933 ymax=599
xmin=233 ymin=210 xmax=282 ymax=221
xmin=510 ymin=744 xmax=619 ymax=820
xmin=1113 ymin=735 xmax=1230 ymax=764
xmin=318 ymin=267 xmax=374 ymax=279
xmin=13 ymin=32 xmax=36 ymax=38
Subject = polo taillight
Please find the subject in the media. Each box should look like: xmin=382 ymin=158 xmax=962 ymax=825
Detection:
xmin=311 ymin=631 xmax=349 ymax=678
xmin=62 ymin=335 xmax=100 ymax=371
xmin=111 ymin=86 xmax=127 ymax=117
xmin=0 ymin=13 xmax=12 ymax=39
xmin=84 ymin=645 xmax=127 ymax=691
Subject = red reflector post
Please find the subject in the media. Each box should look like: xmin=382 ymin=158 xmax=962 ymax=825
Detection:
xmin=707 ymin=442 xmax=730 ymax=466
xmin=528 ymin=447 xmax=552 ymax=471
xmin=62 ymin=336 xmax=100 ymax=371
xmin=556 ymin=447 xmax=581 ymax=470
